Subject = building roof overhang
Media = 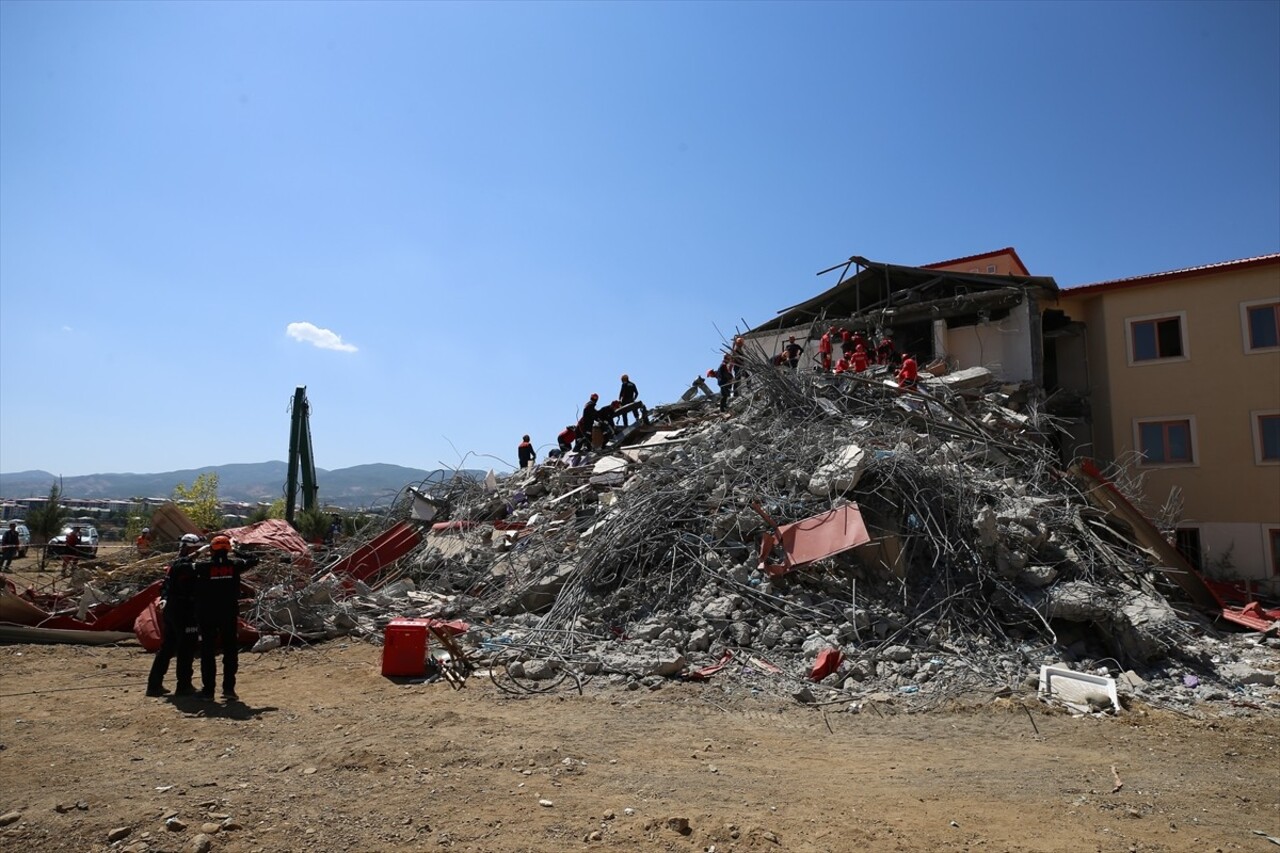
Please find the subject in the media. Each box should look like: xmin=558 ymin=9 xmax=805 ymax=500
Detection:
xmin=1062 ymin=253 xmax=1280 ymax=298
xmin=747 ymin=257 xmax=1059 ymax=335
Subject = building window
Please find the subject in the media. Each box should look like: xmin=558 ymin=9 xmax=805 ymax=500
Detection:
xmin=1136 ymin=417 xmax=1194 ymax=465
xmin=1175 ymin=527 xmax=1203 ymax=571
xmin=986 ymin=264 xmax=997 ymax=273
xmin=1242 ymin=300 xmax=1280 ymax=352
xmin=1254 ymin=411 xmax=1280 ymax=464
xmin=1128 ymin=313 xmax=1186 ymax=363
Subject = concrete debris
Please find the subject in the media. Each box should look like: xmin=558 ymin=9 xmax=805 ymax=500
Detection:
xmin=25 ymin=349 xmax=1279 ymax=717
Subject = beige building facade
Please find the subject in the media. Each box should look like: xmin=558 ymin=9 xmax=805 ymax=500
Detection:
xmin=1055 ymin=255 xmax=1280 ymax=590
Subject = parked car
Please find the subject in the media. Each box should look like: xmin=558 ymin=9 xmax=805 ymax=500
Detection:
xmin=47 ymin=524 xmax=100 ymax=558
xmin=7 ymin=520 xmax=31 ymax=557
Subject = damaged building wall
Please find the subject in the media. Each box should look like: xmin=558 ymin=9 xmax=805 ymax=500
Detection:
xmin=1057 ymin=256 xmax=1280 ymax=587
xmin=938 ymin=298 xmax=1037 ymax=383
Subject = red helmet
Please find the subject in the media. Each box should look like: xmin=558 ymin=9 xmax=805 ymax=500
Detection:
xmin=706 ymin=369 xmax=715 ymax=377
xmin=210 ymin=535 xmax=232 ymax=553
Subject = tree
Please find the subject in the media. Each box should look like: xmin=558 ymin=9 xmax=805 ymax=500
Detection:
xmin=26 ymin=482 xmax=67 ymax=568
xmin=173 ymin=472 xmax=224 ymax=532
xmin=246 ymin=499 xmax=285 ymax=524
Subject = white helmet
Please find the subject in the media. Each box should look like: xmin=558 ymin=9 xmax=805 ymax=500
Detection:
xmin=141 ymin=527 xmax=150 ymax=534
xmin=179 ymin=533 xmax=202 ymax=546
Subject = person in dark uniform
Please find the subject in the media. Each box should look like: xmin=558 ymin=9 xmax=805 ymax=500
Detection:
xmin=146 ymin=534 xmax=202 ymax=697
xmin=577 ymin=395 xmax=599 ymax=450
xmin=783 ymin=336 xmax=804 ymax=369
xmin=0 ymin=523 xmax=18 ymax=572
xmin=617 ymin=374 xmax=639 ymax=425
xmin=517 ymin=435 xmax=536 ymax=468
xmin=711 ymin=359 xmax=734 ymax=411
xmin=195 ymin=535 xmax=256 ymax=701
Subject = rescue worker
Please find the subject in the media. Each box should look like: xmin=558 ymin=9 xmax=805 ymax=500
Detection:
xmin=818 ymin=327 xmax=835 ymax=372
xmin=517 ymin=435 xmax=536 ymax=469
xmin=595 ymin=401 xmax=619 ymax=445
xmin=618 ymin=374 xmax=639 ymax=425
xmin=783 ymin=336 xmax=803 ymax=369
xmin=557 ymin=425 xmax=577 ymax=455
xmin=840 ymin=329 xmax=855 ymax=357
xmin=852 ymin=343 xmax=869 ymax=373
xmin=851 ymin=330 xmax=869 ymax=357
xmin=195 ymin=535 xmax=256 ymax=701
xmin=135 ymin=527 xmax=152 ymax=557
xmin=61 ymin=526 xmax=81 ymax=574
xmin=710 ymin=360 xmax=733 ymax=411
xmin=729 ymin=337 xmax=747 ymax=395
xmin=897 ymin=352 xmax=919 ymax=389
xmin=876 ymin=334 xmax=897 ymax=368
xmin=833 ymin=353 xmax=853 ymax=374
xmin=0 ymin=522 xmax=19 ymax=572
xmin=146 ymin=533 xmax=202 ymax=697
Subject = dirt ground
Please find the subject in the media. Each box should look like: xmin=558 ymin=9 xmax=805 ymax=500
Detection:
xmin=2 ymin=550 xmax=1280 ymax=853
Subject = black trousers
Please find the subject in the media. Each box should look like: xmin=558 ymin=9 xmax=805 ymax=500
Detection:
xmin=148 ymin=608 xmax=197 ymax=690
xmin=199 ymin=609 xmax=239 ymax=693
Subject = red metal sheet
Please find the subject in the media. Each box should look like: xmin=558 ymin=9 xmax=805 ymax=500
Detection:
xmin=89 ymin=580 xmax=162 ymax=632
xmin=758 ymin=503 xmax=871 ymax=576
xmin=328 ymin=521 xmax=422 ymax=584
xmin=218 ymin=519 xmax=314 ymax=568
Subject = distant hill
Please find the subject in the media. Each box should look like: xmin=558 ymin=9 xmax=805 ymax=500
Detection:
xmin=0 ymin=463 xmax=479 ymax=509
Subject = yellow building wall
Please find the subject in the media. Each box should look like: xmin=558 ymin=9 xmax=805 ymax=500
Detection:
xmin=1058 ymin=262 xmax=1280 ymax=581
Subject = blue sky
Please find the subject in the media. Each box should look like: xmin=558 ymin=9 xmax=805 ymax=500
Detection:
xmin=1 ymin=1 xmax=1277 ymax=482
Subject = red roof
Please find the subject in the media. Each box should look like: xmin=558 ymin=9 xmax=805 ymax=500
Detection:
xmin=1064 ymin=253 xmax=1280 ymax=297
xmin=922 ymin=247 xmax=1030 ymax=276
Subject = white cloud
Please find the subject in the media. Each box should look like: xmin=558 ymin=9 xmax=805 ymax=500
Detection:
xmin=286 ymin=321 xmax=358 ymax=353
xmin=61 ymin=325 xmax=72 ymax=332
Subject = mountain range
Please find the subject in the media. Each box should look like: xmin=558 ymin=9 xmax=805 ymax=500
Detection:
xmin=0 ymin=462 xmax=477 ymax=509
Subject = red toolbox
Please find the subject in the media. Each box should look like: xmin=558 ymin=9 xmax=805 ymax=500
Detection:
xmin=382 ymin=618 xmax=431 ymax=677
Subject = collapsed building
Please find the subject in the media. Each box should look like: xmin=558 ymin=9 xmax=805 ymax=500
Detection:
xmin=3 ymin=256 xmax=1277 ymax=716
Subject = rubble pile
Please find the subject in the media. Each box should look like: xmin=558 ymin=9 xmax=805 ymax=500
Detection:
xmin=245 ymin=353 xmax=1278 ymax=712
xmin=12 ymin=353 xmax=1277 ymax=714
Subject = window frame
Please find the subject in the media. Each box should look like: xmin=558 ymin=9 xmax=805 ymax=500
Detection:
xmin=1240 ymin=298 xmax=1280 ymax=354
xmin=1133 ymin=415 xmax=1198 ymax=467
xmin=1252 ymin=409 xmax=1280 ymax=465
xmin=1174 ymin=526 xmax=1204 ymax=572
xmin=1125 ymin=310 xmax=1189 ymax=366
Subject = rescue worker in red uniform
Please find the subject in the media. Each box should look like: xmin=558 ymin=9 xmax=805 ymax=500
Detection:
xmin=818 ymin=327 xmax=835 ymax=372
xmin=517 ymin=435 xmax=536 ymax=469
xmin=195 ymin=535 xmax=256 ymax=701
xmin=557 ymin=425 xmax=577 ymax=455
xmin=897 ymin=353 xmax=919 ymax=389
xmin=876 ymin=334 xmax=897 ymax=368
xmin=852 ymin=343 xmax=869 ymax=374
xmin=147 ymin=534 xmax=202 ymax=697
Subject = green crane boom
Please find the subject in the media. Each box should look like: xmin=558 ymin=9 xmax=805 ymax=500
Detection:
xmin=285 ymin=386 xmax=318 ymax=524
